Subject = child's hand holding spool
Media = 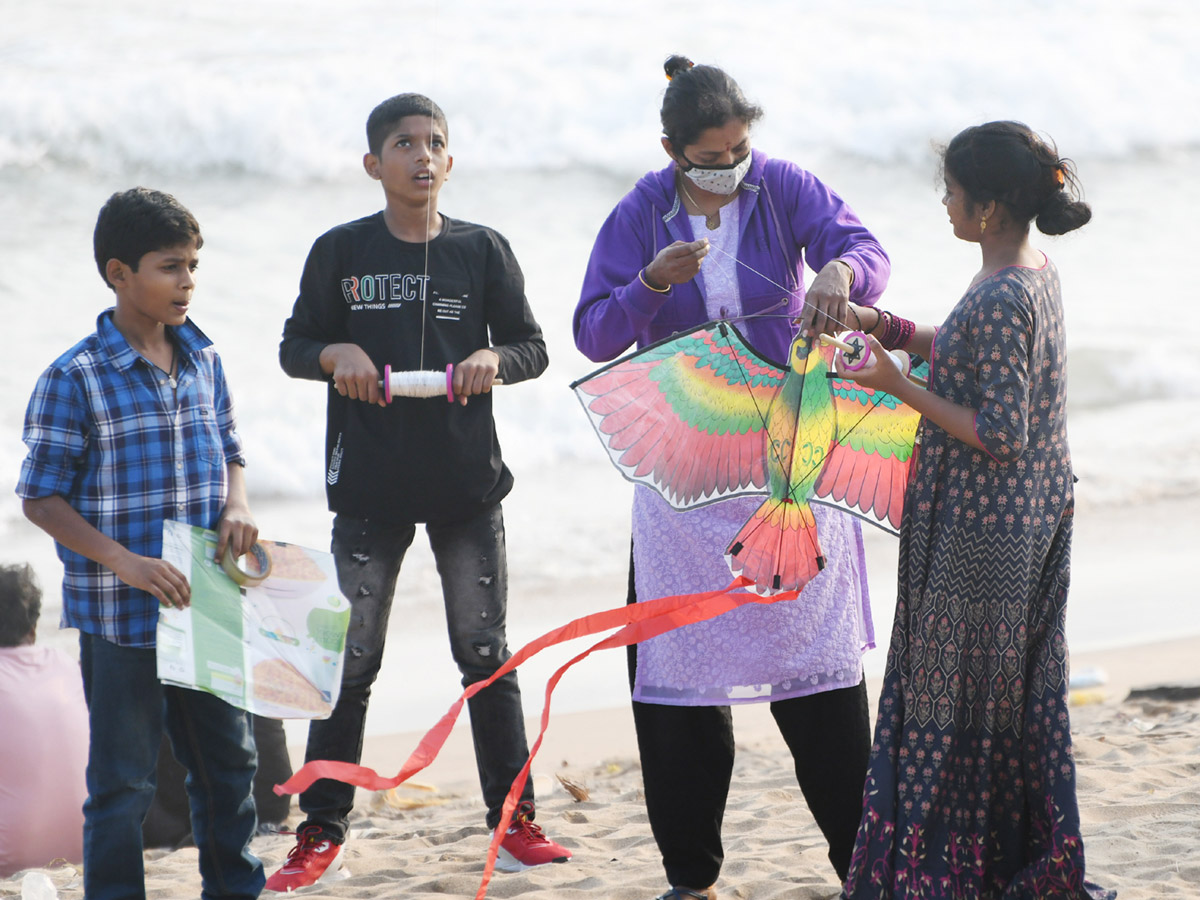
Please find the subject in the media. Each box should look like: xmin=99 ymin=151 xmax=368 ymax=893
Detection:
xmin=823 ymin=330 xmax=913 ymax=389
xmin=380 ymin=349 xmax=504 ymax=406
xmin=330 ymin=346 xmax=505 ymax=405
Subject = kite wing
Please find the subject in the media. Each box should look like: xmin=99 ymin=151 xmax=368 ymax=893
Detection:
xmin=813 ymin=357 xmax=930 ymax=533
xmin=571 ymin=321 xmax=787 ymax=509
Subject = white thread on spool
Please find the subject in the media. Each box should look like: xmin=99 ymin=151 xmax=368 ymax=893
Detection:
xmin=387 ymin=370 xmax=450 ymax=398
xmin=379 ymin=363 xmax=455 ymax=403
xmin=380 ymin=363 xmax=505 ymax=404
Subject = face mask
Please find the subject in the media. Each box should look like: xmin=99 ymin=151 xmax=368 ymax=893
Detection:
xmin=680 ymin=151 xmax=752 ymax=195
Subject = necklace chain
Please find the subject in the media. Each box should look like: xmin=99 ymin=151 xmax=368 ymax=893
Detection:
xmin=154 ymin=343 xmax=177 ymax=389
xmin=677 ymin=174 xmax=736 ymax=231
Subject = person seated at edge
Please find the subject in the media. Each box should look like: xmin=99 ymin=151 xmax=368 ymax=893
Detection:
xmin=18 ymin=187 xmax=264 ymax=899
xmin=0 ymin=562 xmax=89 ymax=878
xmin=838 ymin=121 xmax=1112 ymax=900
xmin=269 ymin=92 xmax=570 ymax=891
xmin=573 ymin=55 xmax=891 ymax=900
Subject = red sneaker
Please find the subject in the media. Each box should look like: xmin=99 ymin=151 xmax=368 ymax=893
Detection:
xmin=494 ymin=801 xmax=571 ymax=872
xmin=264 ymin=826 xmax=349 ymax=892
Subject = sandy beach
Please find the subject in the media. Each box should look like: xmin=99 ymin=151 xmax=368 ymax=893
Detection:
xmin=3 ymin=497 xmax=1197 ymax=899
xmin=6 ymin=638 xmax=1196 ymax=900
xmin=2 ymin=3 xmax=1196 ymax=896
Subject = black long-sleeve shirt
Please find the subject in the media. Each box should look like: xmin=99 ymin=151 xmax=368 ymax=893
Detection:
xmin=280 ymin=212 xmax=548 ymax=526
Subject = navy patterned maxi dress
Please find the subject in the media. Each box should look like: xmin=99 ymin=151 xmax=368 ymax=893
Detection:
xmin=844 ymin=260 xmax=1113 ymax=899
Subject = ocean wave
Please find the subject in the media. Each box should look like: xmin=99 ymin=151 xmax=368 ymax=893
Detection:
xmin=2 ymin=0 xmax=1196 ymax=178
xmin=1068 ymin=345 xmax=1200 ymax=411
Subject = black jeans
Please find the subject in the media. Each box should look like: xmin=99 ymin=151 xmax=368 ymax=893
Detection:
xmin=627 ymin=556 xmax=870 ymax=889
xmin=299 ymin=505 xmax=533 ymax=836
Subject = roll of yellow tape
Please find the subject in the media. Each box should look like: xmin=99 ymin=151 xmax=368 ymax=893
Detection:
xmin=221 ymin=542 xmax=272 ymax=587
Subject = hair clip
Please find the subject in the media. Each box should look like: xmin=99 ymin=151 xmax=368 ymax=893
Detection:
xmin=666 ymin=59 xmax=696 ymax=81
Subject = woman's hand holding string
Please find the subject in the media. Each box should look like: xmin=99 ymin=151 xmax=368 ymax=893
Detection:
xmin=643 ymin=239 xmax=709 ymax=291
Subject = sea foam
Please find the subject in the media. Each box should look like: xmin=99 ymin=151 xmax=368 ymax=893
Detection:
xmin=1 ymin=0 xmax=1196 ymax=178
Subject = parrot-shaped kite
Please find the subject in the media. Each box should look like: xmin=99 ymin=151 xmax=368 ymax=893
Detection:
xmin=571 ymin=320 xmax=926 ymax=596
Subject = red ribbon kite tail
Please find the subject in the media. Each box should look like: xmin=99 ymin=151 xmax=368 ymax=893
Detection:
xmin=275 ymin=576 xmax=801 ymax=899
xmin=475 ymin=580 xmax=801 ymax=897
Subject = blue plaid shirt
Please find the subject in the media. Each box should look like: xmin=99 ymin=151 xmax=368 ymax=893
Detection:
xmin=17 ymin=310 xmax=246 ymax=647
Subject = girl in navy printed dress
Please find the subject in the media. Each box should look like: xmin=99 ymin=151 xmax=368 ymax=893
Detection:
xmin=836 ymin=122 xmax=1113 ymax=899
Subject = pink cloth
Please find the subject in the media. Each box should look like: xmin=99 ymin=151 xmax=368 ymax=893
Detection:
xmin=631 ymin=488 xmax=874 ymax=705
xmin=0 ymin=644 xmax=88 ymax=876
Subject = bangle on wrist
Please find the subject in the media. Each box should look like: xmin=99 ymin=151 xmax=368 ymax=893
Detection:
xmin=877 ymin=309 xmax=917 ymax=350
xmin=849 ymin=305 xmax=863 ymax=331
xmin=864 ymin=308 xmax=883 ymax=335
xmin=638 ymin=268 xmax=670 ymax=293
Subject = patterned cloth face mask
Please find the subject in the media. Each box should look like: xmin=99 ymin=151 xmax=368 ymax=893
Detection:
xmin=680 ymin=151 xmax=752 ymax=195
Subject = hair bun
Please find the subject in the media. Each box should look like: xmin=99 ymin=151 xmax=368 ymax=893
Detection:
xmin=942 ymin=122 xmax=1091 ymax=237
xmin=1036 ymin=191 xmax=1093 ymax=236
xmin=664 ymin=55 xmax=695 ymax=81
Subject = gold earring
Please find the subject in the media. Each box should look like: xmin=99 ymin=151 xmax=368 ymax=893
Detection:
xmin=980 ymin=218 xmax=987 ymax=232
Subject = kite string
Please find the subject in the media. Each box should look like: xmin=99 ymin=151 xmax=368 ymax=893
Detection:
xmin=704 ymin=242 xmax=859 ymax=336
xmin=417 ymin=4 xmax=441 ymax=371
xmin=418 ymin=96 xmax=435 ymax=370
xmin=705 ymin=240 xmax=900 ymax=474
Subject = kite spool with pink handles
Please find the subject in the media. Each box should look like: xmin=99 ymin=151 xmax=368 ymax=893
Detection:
xmin=380 ymin=364 xmax=504 ymax=404
xmin=381 ymin=364 xmax=456 ymax=404
xmin=821 ymin=331 xmax=912 ymax=379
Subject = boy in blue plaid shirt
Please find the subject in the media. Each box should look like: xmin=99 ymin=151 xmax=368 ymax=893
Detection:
xmin=17 ymin=188 xmax=265 ymax=900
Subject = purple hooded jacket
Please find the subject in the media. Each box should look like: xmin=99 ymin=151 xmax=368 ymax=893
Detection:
xmin=574 ymin=149 xmax=891 ymax=704
xmin=574 ymin=149 xmax=890 ymax=364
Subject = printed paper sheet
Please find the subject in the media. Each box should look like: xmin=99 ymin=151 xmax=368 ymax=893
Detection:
xmin=156 ymin=520 xmax=349 ymax=719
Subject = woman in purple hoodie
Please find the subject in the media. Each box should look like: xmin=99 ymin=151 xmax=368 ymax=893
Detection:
xmin=574 ymin=56 xmax=891 ymax=900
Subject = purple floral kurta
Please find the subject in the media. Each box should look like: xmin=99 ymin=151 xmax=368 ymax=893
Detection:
xmin=845 ymin=260 xmax=1113 ymax=899
xmin=628 ymin=213 xmax=875 ymax=707
xmin=632 ymin=488 xmax=873 ymax=705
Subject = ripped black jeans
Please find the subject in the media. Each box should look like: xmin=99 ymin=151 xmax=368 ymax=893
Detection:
xmin=299 ymin=504 xmax=533 ymax=836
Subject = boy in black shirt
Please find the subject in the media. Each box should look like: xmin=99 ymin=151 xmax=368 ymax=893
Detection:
xmin=271 ymin=93 xmax=568 ymax=891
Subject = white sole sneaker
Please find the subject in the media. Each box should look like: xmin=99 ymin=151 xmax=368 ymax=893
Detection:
xmin=267 ymin=846 xmax=351 ymax=893
xmin=493 ymin=845 xmax=529 ymax=873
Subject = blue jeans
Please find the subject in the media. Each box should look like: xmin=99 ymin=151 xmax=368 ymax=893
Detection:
xmin=79 ymin=632 xmax=263 ymax=900
xmin=300 ymin=504 xmax=534 ymax=836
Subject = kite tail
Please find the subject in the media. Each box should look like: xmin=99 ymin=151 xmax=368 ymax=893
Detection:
xmin=725 ymin=496 xmax=824 ymax=595
xmin=273 ymin=575 xmax=801 ymax=900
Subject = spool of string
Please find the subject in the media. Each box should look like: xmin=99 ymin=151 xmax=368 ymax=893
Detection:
xmin=382 ymin=364 xmax=455 ymax=404
xmin=380 ymin=364 xmax=504 ymax=404
xmin=821 ymin=331 xmax=912 ymax=379
xmin=386 ymin=370 xmax=450 ymax=398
